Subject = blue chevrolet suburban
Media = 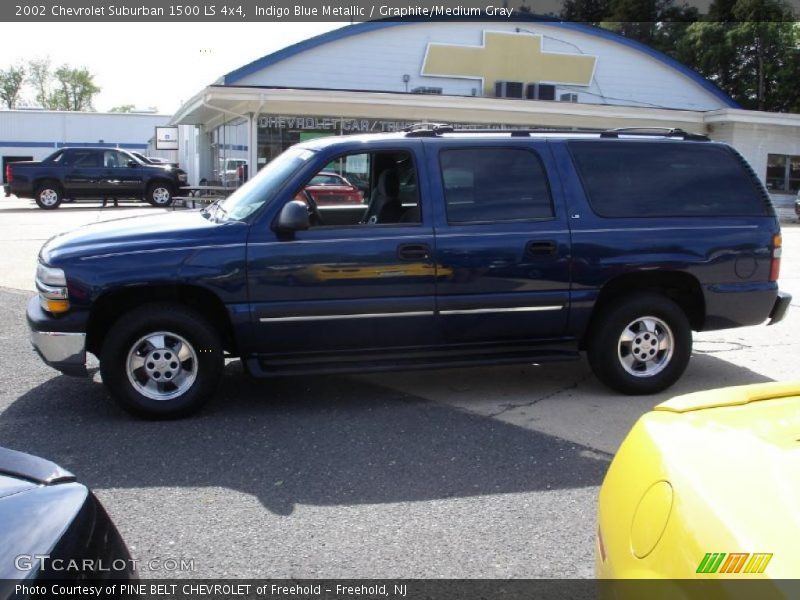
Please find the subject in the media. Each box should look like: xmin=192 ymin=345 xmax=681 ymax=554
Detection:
xmin=28 ymin=126 xmax=791 ymax=418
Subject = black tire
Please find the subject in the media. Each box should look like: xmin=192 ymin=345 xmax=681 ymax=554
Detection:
xmin=587 ymin=293 xmax=692 ymax=395
xmin=146 ymin=181 xmax=174 ymax=207
xmin=34 ymin=182 xmax=63 ymax=210
xmin=99 ymin=303 xmax=224 ymax=419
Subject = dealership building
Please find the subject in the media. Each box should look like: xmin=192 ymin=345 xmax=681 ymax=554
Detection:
xmin=171 ymin=18 xmax=800 ymax=208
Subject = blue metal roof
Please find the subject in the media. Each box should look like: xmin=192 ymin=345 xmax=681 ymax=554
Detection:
xmin=223 ymin=17 xmax=739 ymax=109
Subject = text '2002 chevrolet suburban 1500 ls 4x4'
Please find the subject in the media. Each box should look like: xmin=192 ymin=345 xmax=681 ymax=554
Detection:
xmin=27 ymin=125 xmax=791 ymax=419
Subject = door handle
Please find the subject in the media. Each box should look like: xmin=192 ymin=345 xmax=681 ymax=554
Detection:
xmin=526 ymin=240 xmax=558 ymax=257
xmin=397 ymin=243 xmax=431 ymax=262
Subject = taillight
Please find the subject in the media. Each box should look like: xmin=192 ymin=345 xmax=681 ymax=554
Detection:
xmin=5 ymin=163 xmax=12 ymax=183
xmin=770 ymin=233 xmax=782 ymax=282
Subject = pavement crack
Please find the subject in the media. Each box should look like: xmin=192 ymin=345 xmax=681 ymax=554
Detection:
xmin=485 ymin=372 xmax=594 ymax=418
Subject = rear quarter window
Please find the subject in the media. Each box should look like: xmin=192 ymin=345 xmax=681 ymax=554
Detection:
xmin=568 ymin=141 xmax=770 ymax=217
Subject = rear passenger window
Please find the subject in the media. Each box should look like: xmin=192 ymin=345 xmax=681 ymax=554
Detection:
xmin=439 ymin=148 xmax=554 ymax=224
xmin=569 ymin=142 xmax=769 ymax=217
xmin=72 ymin=151 xmax=101 ymax=168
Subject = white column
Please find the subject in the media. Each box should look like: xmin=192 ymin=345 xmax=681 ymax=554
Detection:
xmin=248 ymin=112 xmax=259 ymax=179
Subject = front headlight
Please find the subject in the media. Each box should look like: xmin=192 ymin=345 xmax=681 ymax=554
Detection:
xmin=37 ymin=263 xmax=67 ymax=287
xmin=178 ymin=173 xmax=188 ymax=182
xmin=36 ymin=263 xmax=69 ymax=314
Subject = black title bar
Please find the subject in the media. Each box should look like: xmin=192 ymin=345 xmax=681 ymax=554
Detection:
xmin=3 ymin=0 xmax=799 ymax=22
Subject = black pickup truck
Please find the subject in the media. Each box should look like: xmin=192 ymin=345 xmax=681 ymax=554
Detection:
xmin=4 ymin=147 xmax=188 ymax=209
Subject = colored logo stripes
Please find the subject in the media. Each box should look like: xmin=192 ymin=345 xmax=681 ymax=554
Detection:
xmin=696 ymin=553 xmax=772 ymax=574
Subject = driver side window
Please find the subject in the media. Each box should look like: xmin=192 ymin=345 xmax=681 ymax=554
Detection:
xmin=292 ymin=150 xmax=421 ymax=228
xmin=103 ymin=150 xmax=129 ymax=168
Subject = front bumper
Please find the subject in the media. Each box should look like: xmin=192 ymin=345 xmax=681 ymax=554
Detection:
xmin=27 ymin=296 xmax=87 ymax=376
xmin=30 ymin=331 xmax=87 ymax=376
xmin=768 ymin=290 xmax=792 ymax=325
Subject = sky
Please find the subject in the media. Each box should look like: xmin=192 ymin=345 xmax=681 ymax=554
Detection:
xmin=0 ymin=22 xmax=346 ymax=114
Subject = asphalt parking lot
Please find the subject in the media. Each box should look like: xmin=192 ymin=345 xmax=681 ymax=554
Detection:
xmin=0 ymin=195 xmax=798 ymax=578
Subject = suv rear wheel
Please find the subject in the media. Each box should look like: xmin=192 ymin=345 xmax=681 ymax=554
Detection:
xmin=35 ymin=182 xmax=63 ymax=209
xmin=587 ymin=293 xmax=691 ymax=395
xmin=100 ymin=303 xmax=224 ymax=418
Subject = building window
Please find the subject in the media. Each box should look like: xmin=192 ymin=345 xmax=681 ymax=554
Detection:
xmin=766 ymin=154 xmax=800 ymax=194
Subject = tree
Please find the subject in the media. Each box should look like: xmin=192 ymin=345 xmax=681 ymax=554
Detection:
xmin=0 ymin=64 xmax=25 ymax=108
xmin=596 ymin=0 xmax=700 ymax=53
xmin=110 ymin=104 xmax=136 ymax=113
xmin=27 ymin=58 xmax=53 ymax=108
xmin=676 ymin=0 xmax=800 ymax=111
xmin=561 ymin=0 xmax=610 ymax=21
xmin=51 ymin=66 xmax=101 ymax=111
xmin=559 ymin=0 xmax=800 ymax=113
xmin=25 ymin=59 xmax=101 ymax=111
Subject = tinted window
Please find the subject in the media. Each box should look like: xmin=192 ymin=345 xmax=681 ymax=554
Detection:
xmin=439 ymin=148 xmax=553 ymax=224
xmin=569 ymin=142 xmax=768 ymax=217
xmin=71 ymin=151 xmax=101 ymax=167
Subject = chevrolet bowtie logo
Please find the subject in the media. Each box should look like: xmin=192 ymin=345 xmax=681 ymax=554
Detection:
xmin=422 ymin=31 xmax=596 ymax=95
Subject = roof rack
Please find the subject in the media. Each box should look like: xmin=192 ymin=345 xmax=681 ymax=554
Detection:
xmin=402 ymin=123 xmax=709 ymax=141
xmin=599 ymin=127 xmax=709 ymax=141
xmin=403 ymin=122 xmax=454 ymax=136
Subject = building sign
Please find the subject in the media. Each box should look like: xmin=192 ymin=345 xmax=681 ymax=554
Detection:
xmin=258 ymin=116 xmax=417 ymax=132
xmin=155 ymin=126 xmax=179 ymax=150
xmin=258 ymin=115 xmax=528 ymax=133
xmin=421 ymin=31 xmax=597 ymax=95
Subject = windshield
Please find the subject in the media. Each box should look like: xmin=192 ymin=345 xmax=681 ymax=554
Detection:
xmin=215 ymin=147 xmax=315 ymax=221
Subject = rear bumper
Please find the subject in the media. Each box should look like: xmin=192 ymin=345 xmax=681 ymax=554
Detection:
xmin=26 ymin=296 xmax=87 ymax=376
xmin=702 ymin=283 xmax=779 ymax=330
xmin=768 ymin=290 xmax=792 ymax=325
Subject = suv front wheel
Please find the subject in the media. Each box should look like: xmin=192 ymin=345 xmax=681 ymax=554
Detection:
xmin=147 ymin=182 xmax=174 ymax=207
xmin=587 ymin=293 xmax=692 ymax=395
xmin=100 ymin=303 xmax=224 ymax=418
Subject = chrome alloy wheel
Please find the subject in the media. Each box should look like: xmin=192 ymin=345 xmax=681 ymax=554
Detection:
xmin=126 ymin=331 xmax=197 ymax=401
xmin=151 ymin=186 xmax=171 ymax=205
xmin=39 ymin=189 xmax=59 ymax=206
xmin=616 ymin=316 xmax=674 ymax=378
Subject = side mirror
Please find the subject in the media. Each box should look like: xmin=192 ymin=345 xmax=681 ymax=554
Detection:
xmin=127 ymin=160 xmax=138 ymax=168
xmin=276 ymin=200 xmax=310 ymax=233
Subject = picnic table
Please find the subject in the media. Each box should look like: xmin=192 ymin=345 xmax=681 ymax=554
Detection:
xmin=179 ymin=185 xmax=236 ymax=198
xmin=173 ymin=185 xmax=236 ymax=209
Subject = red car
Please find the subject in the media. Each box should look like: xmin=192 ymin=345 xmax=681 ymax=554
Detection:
xmin=300 ymin=171 xmax=364 ymax=205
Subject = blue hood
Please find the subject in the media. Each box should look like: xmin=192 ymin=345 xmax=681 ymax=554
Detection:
xmin=40 ymin=210 xmax=230 ymax=265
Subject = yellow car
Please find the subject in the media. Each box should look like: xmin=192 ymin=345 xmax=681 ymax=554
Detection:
xmin=597 ymin=381 xmax=800 ymax=581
